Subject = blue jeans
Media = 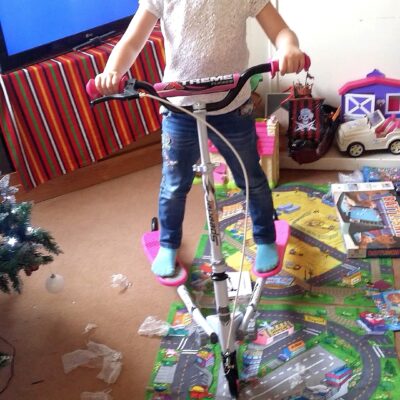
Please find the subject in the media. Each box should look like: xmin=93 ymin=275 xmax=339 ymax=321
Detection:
xmin=159 ymin=101 xmax=276 ymax=249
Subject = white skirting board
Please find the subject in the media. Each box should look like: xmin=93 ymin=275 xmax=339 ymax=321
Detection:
xmin=280 ymin=144 xmax=400 ymax=171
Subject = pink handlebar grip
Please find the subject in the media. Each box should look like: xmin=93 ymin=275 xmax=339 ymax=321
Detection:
xmin=269 ymin=54 xmax=311 ymax=78
xmin=85 ymin=76 xmax=128 ymax=100
xmin=270 ymin=59 xmax=280 ymax=78
xmin=86 ymin=79 xmax=100 ymax=100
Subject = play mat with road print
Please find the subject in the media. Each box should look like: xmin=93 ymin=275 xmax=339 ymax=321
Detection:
xmin=146 ymin=184 xmax=400 ymax=400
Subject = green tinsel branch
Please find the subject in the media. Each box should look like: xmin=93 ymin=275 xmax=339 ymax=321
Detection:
xmin=0 ymin=174 xmax=62 ymax=293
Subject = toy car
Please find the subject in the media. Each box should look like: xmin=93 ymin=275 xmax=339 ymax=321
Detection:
xmin=336 ymin=109 xmax=400 ymax=157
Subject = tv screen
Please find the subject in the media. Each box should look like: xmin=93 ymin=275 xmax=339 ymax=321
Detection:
xmin=0 ymin=0 xmax=139 ymax=73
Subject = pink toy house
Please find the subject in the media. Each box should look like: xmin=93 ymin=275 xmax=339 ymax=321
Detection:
xmin=256 ymin=117 xmax=279 ymax=188
xmin=208 ymin=116 xmax=280 ymax=188
xmin=253 ymin=320 xmax=294 ymax=346
xmin=339 ymin=69 xmax=400 ymax=121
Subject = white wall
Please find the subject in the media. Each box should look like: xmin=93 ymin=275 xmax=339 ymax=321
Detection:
xmin=248 ymin=0 xmax=400 ymax=107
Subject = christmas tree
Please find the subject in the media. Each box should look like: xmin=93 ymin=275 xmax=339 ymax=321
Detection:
xmin=0 ymin=174 xmax=62 ymax=293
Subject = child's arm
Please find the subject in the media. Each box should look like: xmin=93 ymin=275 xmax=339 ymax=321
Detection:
xmin=94 ymin=6 xmax=158 ymax=95
xmin=256 ymin=2 xmax=305 ymax=75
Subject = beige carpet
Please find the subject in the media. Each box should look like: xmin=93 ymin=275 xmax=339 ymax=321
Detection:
xmin=0 ymin=166 xmax=341 ymax=400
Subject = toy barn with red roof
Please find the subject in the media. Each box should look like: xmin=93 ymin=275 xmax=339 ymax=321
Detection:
xmin=339 ymin=69 xmax=400 ymax=121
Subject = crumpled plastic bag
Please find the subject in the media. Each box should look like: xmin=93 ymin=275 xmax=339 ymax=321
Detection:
xmin=62 ymin=341 xmax=123 ymax=384
xmin=61 ymin=349 xmax=101 ymax=374
xmin=97 ymin=356 xmax=123 ymax=384
xmin=137 ymin=316 xmax=170 ymax=337
xmin=87 ymin=341 xmax=123 ymax=384
xmin=87 ymin=341 xmax=122 ymax=360
xmin=82 ymin=323 xmax=98 ymax=334
xmin=110 ymin=274 xmax=132 ymax=291
xmin=80 ymin=390 xmax=112 ymax=400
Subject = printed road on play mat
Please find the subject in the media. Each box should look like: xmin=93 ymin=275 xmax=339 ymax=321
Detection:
xmin=189 ymin=184 xmax=394 ymax=308
xmin=145 ymin=184 xmax=400 ymax=400
xmin=146 ymin=301 xmax=400 ymax=400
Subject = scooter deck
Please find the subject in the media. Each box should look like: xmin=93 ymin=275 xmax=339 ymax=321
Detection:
xmin=251 ymin=219 xmax=290 ymax=278
xmin=142 ymin=230 xmax=188 ymax=287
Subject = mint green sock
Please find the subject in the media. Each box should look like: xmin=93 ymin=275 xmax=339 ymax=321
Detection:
xmin=151 ymin=247 xmax=177 ymax=277
xmin=254 ymin=243 xmax=278 ymax=273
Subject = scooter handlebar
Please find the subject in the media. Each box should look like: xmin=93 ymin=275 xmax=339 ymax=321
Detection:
xmin=85 ymin=54 xmax=311 ymax=111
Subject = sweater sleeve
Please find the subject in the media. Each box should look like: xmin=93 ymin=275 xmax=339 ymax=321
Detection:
xmin=248 ymin=0 xmax=270 ymax=17
xmin=139 ymin=0 xmax=163 ymax=19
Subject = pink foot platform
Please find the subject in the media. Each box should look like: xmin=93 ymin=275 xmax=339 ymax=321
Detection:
xmin=141 ymin=230 xmax=188 ymax=287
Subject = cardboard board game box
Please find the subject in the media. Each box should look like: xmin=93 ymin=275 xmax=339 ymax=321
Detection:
xmin=331 ymin=181 xmax=400 ymax=258
xmin=372 ymin=290 xmax=400 ymax=331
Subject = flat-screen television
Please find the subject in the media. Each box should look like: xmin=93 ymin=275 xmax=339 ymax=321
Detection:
xmin=0 ymin=0 xmax=139 ymax=73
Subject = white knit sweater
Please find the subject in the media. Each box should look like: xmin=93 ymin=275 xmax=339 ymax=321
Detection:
xmin=140 ymin=0 xmax=269 ymax=114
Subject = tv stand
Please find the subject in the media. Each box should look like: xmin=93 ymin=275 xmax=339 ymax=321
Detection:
xmin=0 ymin=28 xmax=165 ymax=201
xmin=72 ymin=30 xmax=116 ymax=52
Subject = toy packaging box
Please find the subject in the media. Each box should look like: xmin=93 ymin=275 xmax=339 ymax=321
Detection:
xmin=331 ymin=181 xmax=400 ymax=258
xmin=372 ymin=290 xmax=400 ymax=331
xmin=362 ymin=167 xmax=400 ymax=194
xmin=362 ymin=166 xmax=400 ymax=183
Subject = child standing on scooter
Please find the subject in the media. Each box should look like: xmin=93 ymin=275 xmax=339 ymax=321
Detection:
xmin=94 ymin=0 xmax=306 ymax=277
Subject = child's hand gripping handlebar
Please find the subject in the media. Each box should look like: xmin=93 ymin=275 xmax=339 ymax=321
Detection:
xmin=86 ymin=55 xmax=311 ymax=113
